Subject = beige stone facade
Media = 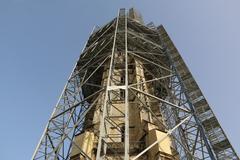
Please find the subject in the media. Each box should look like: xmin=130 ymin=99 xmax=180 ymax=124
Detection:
xmin=70 ymin=54 xmax=178 ymax=160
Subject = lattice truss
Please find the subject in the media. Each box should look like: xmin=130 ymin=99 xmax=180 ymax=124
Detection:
xmin=32 ymin=9 xmax=239 ymax=160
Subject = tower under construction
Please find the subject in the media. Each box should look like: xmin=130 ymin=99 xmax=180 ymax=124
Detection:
xmin=32 ymin=8 xmax=239 ymax=160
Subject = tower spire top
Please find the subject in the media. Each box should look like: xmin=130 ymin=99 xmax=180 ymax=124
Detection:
xmin=128 ymin=8 xmax=144 ymax=24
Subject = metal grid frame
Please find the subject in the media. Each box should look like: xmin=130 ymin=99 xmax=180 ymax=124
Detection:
xmin=32 ymin=8 xmax=239 ymax=160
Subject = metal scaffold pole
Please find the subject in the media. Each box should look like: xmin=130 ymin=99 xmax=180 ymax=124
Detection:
xmin=124 ymin=9 xmax=129 ymax=160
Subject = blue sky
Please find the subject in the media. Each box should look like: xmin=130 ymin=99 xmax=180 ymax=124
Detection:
xmin=0 ymin=0 xmax=239 ymax=159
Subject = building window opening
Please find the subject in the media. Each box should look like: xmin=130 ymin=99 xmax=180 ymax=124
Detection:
xmin=120 ymin=89 xmax=125 ymax=100
xmin=120 ymin=76 xmax=125 ymax=85
xmin=120 ymin=125 xmax=125 ymax=142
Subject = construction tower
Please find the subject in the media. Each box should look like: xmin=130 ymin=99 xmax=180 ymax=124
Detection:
xmin=32 ymin=8 xmax=239 ymax=160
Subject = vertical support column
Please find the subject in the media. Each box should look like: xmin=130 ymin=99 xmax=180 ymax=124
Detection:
xmin=96 ymin=11 xmax=120 ymax=160
xmin=124 ymin=11 xmax=129 ymax=160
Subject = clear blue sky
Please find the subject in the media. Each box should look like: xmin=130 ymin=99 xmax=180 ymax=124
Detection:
xmin=0 ymin=0 xmax=239 ymax=159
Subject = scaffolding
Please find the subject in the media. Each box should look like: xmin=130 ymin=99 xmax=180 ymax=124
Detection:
xmin=32 ymin=8 xmax=239 ymax=160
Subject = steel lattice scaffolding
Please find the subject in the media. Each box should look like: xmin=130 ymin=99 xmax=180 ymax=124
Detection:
xmin=32 ymin=8 xmax=239 ymax=160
